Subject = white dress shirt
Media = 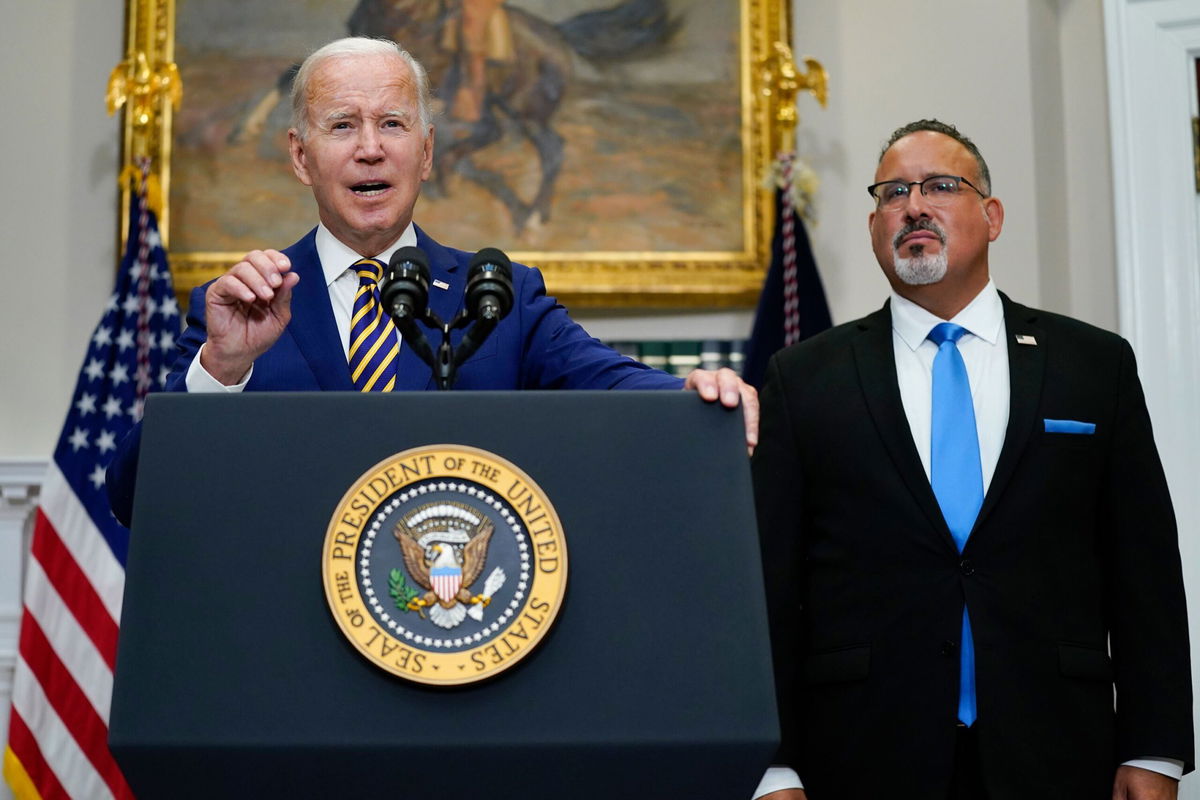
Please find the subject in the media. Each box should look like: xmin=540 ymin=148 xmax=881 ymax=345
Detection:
xmin=185 ymin=223 xmax=417 ymax=391
xmin=753 ymin=281 xmax=1180 ymax=797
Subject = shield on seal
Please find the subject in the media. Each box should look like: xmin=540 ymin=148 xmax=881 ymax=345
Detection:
xmin=430 ymin=563 xmax=463 ymax=604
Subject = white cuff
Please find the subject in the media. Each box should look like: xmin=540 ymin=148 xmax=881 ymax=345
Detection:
xmin=1121 ymin=757 xmax=1184 ymax=781
xmin=185 ymin=343 xmax=251 ymax=392
xmin=752 ymin=766 xmax=803 ymax=798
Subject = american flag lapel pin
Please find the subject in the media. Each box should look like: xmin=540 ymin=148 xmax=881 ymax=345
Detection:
xmin=432 ymin=279 xmax=450 ymax=290
xmin=1015 ymin=334 xmax=1037 ymax=346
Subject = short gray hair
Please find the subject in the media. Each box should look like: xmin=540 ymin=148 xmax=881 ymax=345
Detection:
xmin=290 ymin=37 xmax=433 ymax=141
xmin=879 ymin=119 xmax=991 ymax=196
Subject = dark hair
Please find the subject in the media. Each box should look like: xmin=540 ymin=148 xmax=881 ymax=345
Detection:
xmin=879 ymin=119 xmax=991 ymax=195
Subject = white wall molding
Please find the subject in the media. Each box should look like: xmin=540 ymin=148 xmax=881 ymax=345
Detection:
xmin=0 ymin=459 xmax=45 ymax=785
xmin=0 ymin=458 xmax=43 ymax=645
xmin=1105 ymin=2 xmax=1200 ymax=794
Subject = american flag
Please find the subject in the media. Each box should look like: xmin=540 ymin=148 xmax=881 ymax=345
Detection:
xmin=4 ymin=164 xmax=178 ymax=799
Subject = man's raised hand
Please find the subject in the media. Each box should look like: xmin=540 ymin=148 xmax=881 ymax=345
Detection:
xmin=200 ymin=249 xmax=299 ymax=386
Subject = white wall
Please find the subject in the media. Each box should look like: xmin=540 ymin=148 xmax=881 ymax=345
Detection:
xmin=1056 ymin=0 xmax=1121 ymax=328
xmin=0 ymin=0 xmax=122 ymax=458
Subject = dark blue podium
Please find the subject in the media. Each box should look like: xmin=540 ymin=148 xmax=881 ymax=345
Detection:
xmin=109 ymin=392 xmax=778 ymax=798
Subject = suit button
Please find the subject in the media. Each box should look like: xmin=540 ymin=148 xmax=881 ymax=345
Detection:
xmin=960 ymin=558 xmax=975 ymax=576
xmin=941 ymin=640 xmax=957 ymax=657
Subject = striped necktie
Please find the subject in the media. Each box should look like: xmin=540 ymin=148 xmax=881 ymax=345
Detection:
xmin=348 ymin=258 xmax=399 ymax=392
xmin=928 ymin=321 xmax=983 ymax=727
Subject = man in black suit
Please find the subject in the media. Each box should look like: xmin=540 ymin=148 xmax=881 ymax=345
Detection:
xmin=750 ymin=119 xmax=1192 ymax=800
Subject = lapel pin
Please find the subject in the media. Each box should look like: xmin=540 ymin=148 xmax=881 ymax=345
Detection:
xmin=1015 ymin=334 xmax=1037 ymax=346
xmin=432 ymin=279 xmax=450 ymax=290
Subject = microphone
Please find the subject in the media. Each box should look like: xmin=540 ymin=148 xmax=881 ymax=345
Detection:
xmin=381 ymin=246 xmax=430 ymax=322
xmin=465 ymin=248 xmax=514 ymax=323
xmin=381 ymin=245 xmax=435 ymax=370
xmin=449 ymin=248 xmax=514 ymax=382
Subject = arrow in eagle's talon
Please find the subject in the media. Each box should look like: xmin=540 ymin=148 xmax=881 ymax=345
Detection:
xmin=467 ymin=567 xmax=506 ymax=621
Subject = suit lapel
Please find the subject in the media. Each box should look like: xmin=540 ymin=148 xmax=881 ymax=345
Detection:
xmin=853 ymin=302 xmax=957 ymax=548
xmin=972 ymin=294 xmax=1045 ymax=535
xmin=284 ymin=231 xmax=356 ymax=391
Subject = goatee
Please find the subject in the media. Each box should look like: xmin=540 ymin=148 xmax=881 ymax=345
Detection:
xmin=892 ymin=220 xmax=948 ymax=286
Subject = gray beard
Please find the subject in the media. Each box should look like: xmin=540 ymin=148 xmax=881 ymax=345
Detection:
xmin=893 ymin=248 xmax=948 ymax=285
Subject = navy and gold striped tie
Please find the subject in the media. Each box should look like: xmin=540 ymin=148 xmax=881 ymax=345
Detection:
xmin=348 ymin=258 xmax=399 ymax=392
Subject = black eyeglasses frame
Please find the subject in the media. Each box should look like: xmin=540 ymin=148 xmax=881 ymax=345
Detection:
xmin=866 ymin=175 xmax=987 ymax=207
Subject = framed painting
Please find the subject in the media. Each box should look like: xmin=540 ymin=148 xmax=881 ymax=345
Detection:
xmin=135 ymin=0 xmax=791 ymax=308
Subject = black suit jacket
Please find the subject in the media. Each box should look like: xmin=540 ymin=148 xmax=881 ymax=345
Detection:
xmin=751 ymin=294 xmax=1193 ymax=800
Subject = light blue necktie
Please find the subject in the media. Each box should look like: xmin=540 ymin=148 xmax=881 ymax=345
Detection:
xmin=928 ymin=322 xmax=983 ymax=726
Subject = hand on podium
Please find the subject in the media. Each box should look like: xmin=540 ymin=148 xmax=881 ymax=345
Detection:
xmin=684 ymin=367 xmax=759 ymax=454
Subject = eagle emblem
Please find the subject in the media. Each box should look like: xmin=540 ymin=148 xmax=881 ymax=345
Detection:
xmin=394 ymin=502 xmax=507 ymax=629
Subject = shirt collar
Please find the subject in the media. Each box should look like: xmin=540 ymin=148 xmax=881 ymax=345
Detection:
xmin=890 ymin=278 xmax=1003 ymax=351
xmin=315 ymin=223 xmax=419 ymax=287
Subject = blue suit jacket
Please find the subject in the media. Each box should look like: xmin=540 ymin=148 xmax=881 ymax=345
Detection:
xmin=107 ymin=226 xmax=681 ymax=523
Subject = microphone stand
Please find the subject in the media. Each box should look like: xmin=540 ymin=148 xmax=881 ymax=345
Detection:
xmin=402 ymin=307 xmax=499 ymax=391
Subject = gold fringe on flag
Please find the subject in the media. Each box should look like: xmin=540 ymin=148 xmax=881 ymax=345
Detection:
xmin=108 ymin=0 xmax=181 ymax=252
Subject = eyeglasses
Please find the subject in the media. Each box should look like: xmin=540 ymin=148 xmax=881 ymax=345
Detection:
xmin=866 ymin=175 xmax=986 ymax=210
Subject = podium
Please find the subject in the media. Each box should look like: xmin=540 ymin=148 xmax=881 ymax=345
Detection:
xmin=109 ymin=392 xmax=779 ymax=798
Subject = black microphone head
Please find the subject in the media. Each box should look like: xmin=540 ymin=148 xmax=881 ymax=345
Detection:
xmin=466 ymin=247 xmax=514 ymax=320
xmin=381 ymin=245 xmax=431 ymax=318
xmin=468 ymin=247 xmax=512 ymax=277
xmin=388 ymin=245 xmax=431 ymax=280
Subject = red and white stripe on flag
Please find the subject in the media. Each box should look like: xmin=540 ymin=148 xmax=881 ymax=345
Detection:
xmin=4 ymin=162 xmax=178 ymax=800
xmin=5 ymin=467 xmax=131 ymax=800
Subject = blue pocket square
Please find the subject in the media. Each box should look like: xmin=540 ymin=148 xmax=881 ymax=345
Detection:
xmin=1044 ymin=419 xmax=1096 ymax=434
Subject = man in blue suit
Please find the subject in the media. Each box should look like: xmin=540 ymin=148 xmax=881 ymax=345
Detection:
xmin=107 ymin=36 xmax=755 ymax=525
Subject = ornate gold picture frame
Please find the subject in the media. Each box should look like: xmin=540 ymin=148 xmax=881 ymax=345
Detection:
xmin=118 ymin=0 xmax=795 ymax=309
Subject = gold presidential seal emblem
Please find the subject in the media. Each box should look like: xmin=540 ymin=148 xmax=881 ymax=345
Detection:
xmin=322 ymin=445 xmax=567 ymax=685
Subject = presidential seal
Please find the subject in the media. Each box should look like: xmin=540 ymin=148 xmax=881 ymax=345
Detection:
xmin=322 ymin=445 xmax=567 ymax=685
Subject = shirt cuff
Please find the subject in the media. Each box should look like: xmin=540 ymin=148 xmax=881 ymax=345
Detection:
xmin=1121 ymin=757 xmax=1184 ymax=781
xmin=748 ymin=756 xmax=1179 ymax=797
xmin=185 ymin=344 xmax=252 ymax=392
xmin=752 ymin=766 xmax=803 ymax=798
